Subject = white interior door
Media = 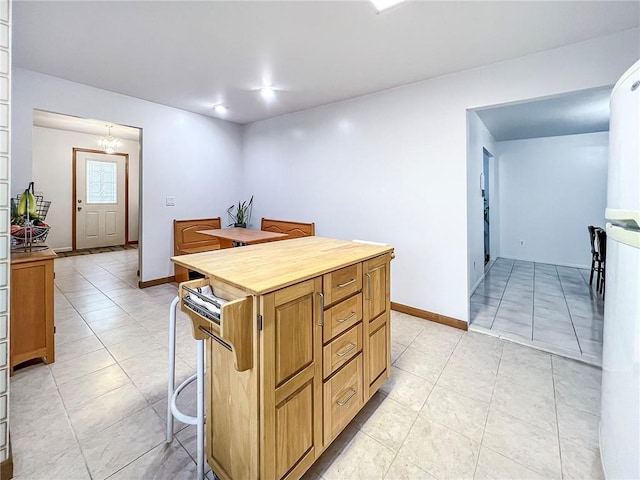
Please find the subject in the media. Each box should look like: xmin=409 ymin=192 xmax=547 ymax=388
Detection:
xmin=75 ymin=151 xmax=126 ymax=249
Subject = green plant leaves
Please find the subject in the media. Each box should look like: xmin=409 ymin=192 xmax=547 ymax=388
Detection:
xmin=227 ymin=195 xmax=254 ymax=226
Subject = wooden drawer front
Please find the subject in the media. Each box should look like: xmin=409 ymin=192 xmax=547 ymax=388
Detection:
xmin=364 ymin=256 xmax=389 ymax=322
xmin=324 ymin=293 xmax=362 ymax=343
xmin=324 ymin=353 xmax=363 ymax=444
xmin=368 ymin=320 xmax=388 ymax=387
xmin=275 ymin=380 xmax=315 ymax=479
xmin=323 ymin=263 xmax=362 ymax=306
xmin=323 ymin=324 xmax=362 ymax=379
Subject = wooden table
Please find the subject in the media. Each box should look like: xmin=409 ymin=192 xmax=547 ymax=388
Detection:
xmin=197 ymin=227 xmax=289 ymax=249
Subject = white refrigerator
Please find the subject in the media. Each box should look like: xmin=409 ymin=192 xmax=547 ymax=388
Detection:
xmin=600 ymin=59 xmax=640 ymax=480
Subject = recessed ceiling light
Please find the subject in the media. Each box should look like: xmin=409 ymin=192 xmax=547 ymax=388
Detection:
xmin=213 ymin=104 xmax=228 ymax=114
xmin=370 ymin=0 xmax=405 ymax=13
xmin=259 ymin=86 xmax=276 ymax=99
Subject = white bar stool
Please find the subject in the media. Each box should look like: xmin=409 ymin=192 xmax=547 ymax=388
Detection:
xmin=166 ymin=295 xmax=206 ymax=480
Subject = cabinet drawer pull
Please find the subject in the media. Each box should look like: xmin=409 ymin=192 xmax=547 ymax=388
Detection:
xmin=317 ymin=292 xmax=325 ymax=327
xmin=337 ymin=311 xmax=356 ymax=324
xmin=336 ymin=387 xmax=357 ymax=406
xmin=365 ymin=273 xmax=371 ymax=300
xmin=337 ymin=278 xmax=356 ymax=288
xmin=336 ymin=342 xmax=356 ymax=357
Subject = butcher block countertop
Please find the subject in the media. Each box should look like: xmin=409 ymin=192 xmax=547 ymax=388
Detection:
xmin=11 ymin=247 xmax=58 ymax=264
xmin=171 ymin=236 xmax=393 ymax=295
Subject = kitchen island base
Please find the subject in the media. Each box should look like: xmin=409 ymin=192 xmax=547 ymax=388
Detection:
xmin=173 ymin=237 xmax=393 ymax=480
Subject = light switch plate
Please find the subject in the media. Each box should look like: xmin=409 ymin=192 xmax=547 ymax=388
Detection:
xmin=166 ymin=196 xmax=175 ymax=206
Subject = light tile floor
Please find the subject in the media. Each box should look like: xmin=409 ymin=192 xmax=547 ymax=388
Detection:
xmin=469 ymin=258 xmax=604 ymax=366
xmin=10 ymin=250 xmax=605 ymax=479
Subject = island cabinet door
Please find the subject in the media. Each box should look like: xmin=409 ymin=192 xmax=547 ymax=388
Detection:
xmin=261 ymin=277 xmax=323 ymax=480
xmin=363 ymin=254 xmax=392 ymax=397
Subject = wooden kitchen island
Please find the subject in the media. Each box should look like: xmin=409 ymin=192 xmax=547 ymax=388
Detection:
xmin=172 ymin=236 xmax=394 ymax=480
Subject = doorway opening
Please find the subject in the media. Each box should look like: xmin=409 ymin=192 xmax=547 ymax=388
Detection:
xmin=483 ymin=148 xmax=492 ymax=266
xmin=467 ymin=86 xmax=612 ymax=366
xmin=32 ymin=109 xmax=142 ymax=274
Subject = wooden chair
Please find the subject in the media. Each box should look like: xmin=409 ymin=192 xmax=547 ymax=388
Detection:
xmin=173 ymin=217 xmax=222 ymax=282
xmin=260 ymin=218 xmax=315 ymax=238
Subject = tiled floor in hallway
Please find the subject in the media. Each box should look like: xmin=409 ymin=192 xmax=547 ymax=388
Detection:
xmin=469 ymin=257 xmax=604 ymax=366
xmin=10 ymin=250 xmax=604 ymax=479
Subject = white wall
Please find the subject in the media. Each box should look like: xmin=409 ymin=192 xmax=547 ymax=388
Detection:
xmin=498 ymin=132 xmax=609 ymax=268
xmin=467 ymin=111 xmax=498 ymax=292
xmin=12 ymin=68 xmax=244 ymax=282
xmin=11 ymin=29 xmax=639 ymax=315
xmin=32 ymin=126 xmax=140 ymax=251
xmin=243 ymin=28 xmax=639 ymax=322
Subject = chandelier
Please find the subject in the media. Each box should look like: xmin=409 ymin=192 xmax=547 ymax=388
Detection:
xmin=97 ymin=125 xmax=122 ymax=154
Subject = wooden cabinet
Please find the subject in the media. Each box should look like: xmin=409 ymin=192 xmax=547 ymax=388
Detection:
xmin=10 ymin=248 xmax=57 ymax=374
xmin=262 ymin=278 xmax=323 ymax=480
xmin=363 ymin=255 xmax=392 ymax=396
xmin=319 ymin=273 xmax=365 ymax=448
xmin=173 ymin=237 xmax=393 ymax=480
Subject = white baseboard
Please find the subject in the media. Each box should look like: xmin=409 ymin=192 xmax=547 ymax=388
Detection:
xmin=52 ymin=246 xmax=72 ymax=253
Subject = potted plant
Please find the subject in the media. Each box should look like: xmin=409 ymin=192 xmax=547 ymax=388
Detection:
xmin=227 ymin=195 xmax=253 ymax=227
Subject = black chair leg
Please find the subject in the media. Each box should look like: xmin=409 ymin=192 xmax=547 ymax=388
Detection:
xmin=589 ymin=258 xmax=595 ymax=285
xmin=596 ymin=264 xmax=603 ymax=295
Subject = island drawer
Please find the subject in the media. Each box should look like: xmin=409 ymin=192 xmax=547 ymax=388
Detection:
xmin=323 ymin=323 xmax=362 ymax=379
xmin=323 ymin=263 xmax=362 ymax=306
xmin=323 ymin=353 xmax=363 ymax=444
xmin=323 ymin=293 xmax=362 ymax=344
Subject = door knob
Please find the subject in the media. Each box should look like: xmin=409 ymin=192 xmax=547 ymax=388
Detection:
xmin=77 ymin=207 xmax=82 ymax=211
xmin=77 ymin=199 xmax=82 ymax=203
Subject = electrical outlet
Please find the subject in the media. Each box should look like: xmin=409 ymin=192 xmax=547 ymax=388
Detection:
xmin=166 ymin=196 xmax=175 ymax=206
xmin=520 ymin=240 xmax=525 ymax=247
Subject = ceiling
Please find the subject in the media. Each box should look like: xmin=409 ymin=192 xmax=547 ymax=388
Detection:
xmin=33 ymin=110 xmax=141 ymax=141
xmin=475 ymin=86 xmax=613 ymax=141
xmin=13 ymin=1 xmax=640 ymax=125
